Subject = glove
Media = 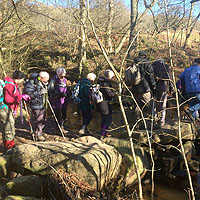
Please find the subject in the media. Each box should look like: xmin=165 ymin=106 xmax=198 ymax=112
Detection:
xmin=21 ymin=94 xmax=31 ymax=101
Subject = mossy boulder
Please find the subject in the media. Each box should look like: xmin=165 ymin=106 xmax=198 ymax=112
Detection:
xmin=0 ymin=155 xmax=12 ymax=178
xmin=6 ymin=175 xmax=43 ymax=197
xmin=103 ymin=137 xmax=149 ymax=187
xmin=5 ymin=196 xmax=41 ymax=200
xmin=12 ymin=136 xmax=122 ymax=191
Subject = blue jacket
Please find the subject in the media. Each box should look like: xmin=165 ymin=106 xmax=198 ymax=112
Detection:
xmin=179 ymin=65 xmax=200 ymax=94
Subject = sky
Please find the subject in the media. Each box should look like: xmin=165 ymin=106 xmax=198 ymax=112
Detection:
xmin=123 ymin=0 xmax=200 ymax=17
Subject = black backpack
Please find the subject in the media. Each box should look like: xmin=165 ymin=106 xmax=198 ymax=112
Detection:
xmin=152 ymin=60 xmax=170 ymax=81
xmin=125 ymin=63 xmax=142 ymax=86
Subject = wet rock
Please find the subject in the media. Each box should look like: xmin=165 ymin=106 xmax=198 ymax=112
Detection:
xmin=12 ymin=136 xmax=122 ymax=191
xmin=0 ymin=155 xmax=12 ymax=178
xmin=160 ymin=141 xmax=196 ymax=176
xmin=5 ymin=175 xmax=43 ymax=197
xmin=5 ymin=196 xmax=41 ymax=200
xmin=102 ymin=137 xmax=149 ymax=187
xmin=133 ymin=120 xmax=197 ymax=145
xmin=0 ymin=183 xmax=6 ymax=198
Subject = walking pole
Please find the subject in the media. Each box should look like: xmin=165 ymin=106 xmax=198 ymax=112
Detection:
xmin=23 ymin=100 xmax=36 ymax=142
xmin=47 ymin=99 xmax=65 ymax=139
xmin=150 ymin=98 xmax=155 ymax=142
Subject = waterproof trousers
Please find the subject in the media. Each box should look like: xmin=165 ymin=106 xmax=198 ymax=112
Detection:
xmin=81 ymin=110 xmax=92 ymax=128
xmin=32 ymin=109 xmax=46 ymax=136
xmin=0 ymin=108 xmax=15 ymax=149
xmin=100 ymin=113 xmax=112 ymax=137
xmin=133 ymin=92 xmax=152 ymax=122
xmin=53 ymin=107 xmax=67 ymax=126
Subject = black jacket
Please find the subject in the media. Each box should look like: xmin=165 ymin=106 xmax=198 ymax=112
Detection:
xmin=23 ymin=73 xmax=48 ymax=110
xmin=97 ymin=77 xmax=115 ymax=115
xmin=132 ymin=58 xmax=156 ymax=94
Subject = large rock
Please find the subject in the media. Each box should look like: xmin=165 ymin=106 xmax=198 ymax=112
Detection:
xmin=0 ymin=155 xmax=12 ymax=178
xmin=5 ymin=196 xmax=41 ymax=200
xmin=102 ymin=137 xmax=149 ymax=187
xmin=133 ymin=120 xmax=197 ymax=145
xmin=12 ymin=136 xmax=122 ymax=191
xmin=6 ymin=175 xmax=43 ymax=197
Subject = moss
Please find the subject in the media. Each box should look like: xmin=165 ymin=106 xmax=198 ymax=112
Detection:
xmin=5 ymin=195 xmax=41 ymax=200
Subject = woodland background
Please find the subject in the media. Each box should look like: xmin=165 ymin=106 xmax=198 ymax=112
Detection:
xmin=0 ymin=0 xmax=200 ymax=81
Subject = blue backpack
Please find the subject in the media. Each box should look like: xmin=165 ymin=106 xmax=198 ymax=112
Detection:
xmin=71 ymin=81 xmax=81 ymax=104
xmin=0 ymin=80 xmax=16 ymax=109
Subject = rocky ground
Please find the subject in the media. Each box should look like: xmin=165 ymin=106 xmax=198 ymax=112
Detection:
xmin=0 ymin=116 xmax=87 ymax=155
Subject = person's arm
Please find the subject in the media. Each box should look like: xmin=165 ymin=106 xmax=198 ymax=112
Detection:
xmin=145 ymin=63 xmax=156 ymax=91
xmin=24 ymin=81 xmax=39 ymax=100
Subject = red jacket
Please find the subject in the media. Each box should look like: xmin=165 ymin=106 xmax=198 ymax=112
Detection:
xmin=3 ymin=76 xmax=21 ymax=111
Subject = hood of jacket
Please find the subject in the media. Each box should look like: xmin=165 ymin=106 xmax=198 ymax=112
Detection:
xmin=4 ymin=76 xmax=15 ymax=84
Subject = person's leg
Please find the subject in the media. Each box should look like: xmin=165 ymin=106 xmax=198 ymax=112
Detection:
xmin=133 ymin=93 xmax=143 ymax=125
xmin=32 ymin=109 xmax=46 ymax=140
xmin=100 ymin=114 xmax=112 ymax=138
xmin=80 ymin=110 xmax=92 ymax=134
xmin=61 ymin=108 xmax=67 ymax=122
xmin=0 ymin=108 xmax=15 ymax=150
xmin=156 ymin=91 xmax=168 ymax=126
xmin=61 ymin=104 xmax=67 ymax=126
xmin=142 ymin=92 xmax=152 ymax=117
xmin=53 ymin=108 xmax=61 ymax=125
xmin=100 ymin=114 xmax=106 ymax=137
xmin=139 ymin=92 xmax=152 ymax=129
xmin=188 ymin=94 xmax=200 ymax=119
xmin=60 ymin=105 xmax=68 ymax=133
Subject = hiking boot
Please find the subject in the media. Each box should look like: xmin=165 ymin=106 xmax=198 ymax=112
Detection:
xmin=79 ymin=127 xmax=86 ymax=135
xmin=61 ymin=128 xmax=68 ymax=134
xmin=42 ymin=133 xmax=48 ymax=138
xmin=105 ymin=133 xmax=112 ymax=138
xmin=37 ymin=135 xmax=46 ymax=141
xmin=100 ymin=136 xmax=105 ymax=140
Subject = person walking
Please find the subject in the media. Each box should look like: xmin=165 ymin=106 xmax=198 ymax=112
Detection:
xmin=179 ymin=58 xmax=200 ymax=120
xmin=97 ymin=70 xmax=115 ymax=139
xmin=131 ymin=51 xmax=156 ymax=128
xmin=0 ymin=71 xmax=29 ymax=151
xmin=49 ymin=67 xmax=68 ymax=133
xmin=152 ymin=59 xmax=173 ymax=128
xmin=79 ymin=73 xmax=96 ymax=135
xmin=23 ymin=71 xmax=49 ymax=141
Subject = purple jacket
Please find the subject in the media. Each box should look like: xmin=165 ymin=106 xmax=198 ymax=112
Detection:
xmin=49 ymin=76 xmax=67 ymax=109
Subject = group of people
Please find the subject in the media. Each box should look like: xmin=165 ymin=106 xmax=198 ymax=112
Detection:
xmin=0 ymin=67 xmax=116 ymax=152
xmin=0 ymin=50 xmax=200 ymax=153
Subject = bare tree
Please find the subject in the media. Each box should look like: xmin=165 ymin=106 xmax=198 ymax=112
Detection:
xmin=183 ymin=0 xmax=200 ymax=48
xmin=105 ymin=0 xmax=114 ymax=54
xmin=78 ymin=0 xmax=87 ymax=77
xmin=164 ymin=0 xmax=195 ymax=199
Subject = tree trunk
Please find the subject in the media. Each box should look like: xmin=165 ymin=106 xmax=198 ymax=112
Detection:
xmin=183 ymin=2 xmax=194 ymax=48
xmin=79 ymin=0 xmax=87 ymax=78
xmin=183 ymin=1 xmax=200 ymax=48
xmin=128 ymin=0 xmax=138 ymax=66
xmin=105 ymin=0 xmax=114 ymax=54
